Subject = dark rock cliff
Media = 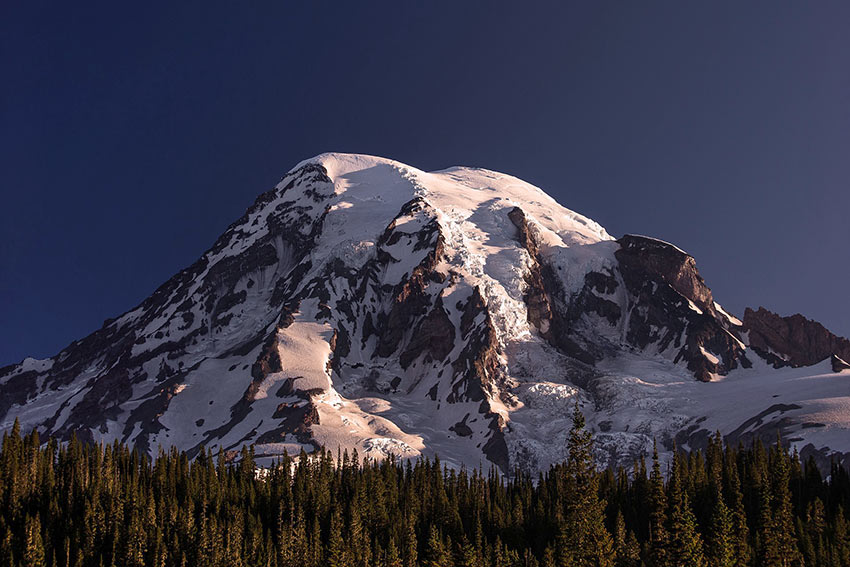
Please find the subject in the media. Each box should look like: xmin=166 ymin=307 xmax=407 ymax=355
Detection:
xmin=743 ymin=307 xmax=850 ymax=368
xmin=613 ymin=235 xmax=750 ymax=382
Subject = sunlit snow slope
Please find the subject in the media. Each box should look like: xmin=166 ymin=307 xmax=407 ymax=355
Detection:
xmin=2 ymin=153 xmax=849 ymax=472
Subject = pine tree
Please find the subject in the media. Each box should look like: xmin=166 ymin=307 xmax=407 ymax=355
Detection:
xmin=124 ymin=503 xmax=147 ymax=567
xmin=24 ymin=514 xmax=46 ymax=567
xmin=805 ymin=498 xmax=826 ymax=567
xmin=0 ymin=519 xmax=14 ymax=567
xmin=386 ymin=538 xmax=403 ymax=567
xmin=613 ymin=510 xmax=641 ymax=567
xmin=309 ymin=516 xmax=324 ymax=567
xmin=541 ymin=545 xmax=557 ymax=567
xmin=648 ymin=442 xmax=668 ymax=567
xmin=705 ymin=463 xmax=734 ymax=567
xmin=424 ymin=525 xmax=451 ymax=567
xmin=706 ymin=493 xmax=734 ymax=567
xmin=561 ymin=402 xmax=614 ymax=567
xmin=458 ymin=535 xmax=479 ymax=567
xmin=832 ymin=506 xmax=850 ymax=567
xmin=758 ymin=441 xmax=802 ymax=567
xmin=403 ymin=517 xmax=418 ymax=567
xmin=326 ymin=507 xmax=348 ymax=567
xmin=667 ymin=452 xmax=705 ymax=567
xmin=348 ymin=498 xmax=370 ymax=567
xmin=722 ymin=445 xmax=751 ymax=567
xmin=5 ymin=423 xmax=850 ymax=567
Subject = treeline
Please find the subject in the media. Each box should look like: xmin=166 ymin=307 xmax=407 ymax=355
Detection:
xmin=1 ymin=407 xmax=850 ymax=567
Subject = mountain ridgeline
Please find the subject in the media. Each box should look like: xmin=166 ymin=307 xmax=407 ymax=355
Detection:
xmin=1 ymin=153 xmax=849 ymax=474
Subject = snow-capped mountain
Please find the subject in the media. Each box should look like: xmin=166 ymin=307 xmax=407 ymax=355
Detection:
xmin=2 ymin=153 xmax=849 ymax=473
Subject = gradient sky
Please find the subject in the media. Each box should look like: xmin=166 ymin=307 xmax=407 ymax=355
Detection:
xmin=2 ymin=2 xmax=849 ymax=366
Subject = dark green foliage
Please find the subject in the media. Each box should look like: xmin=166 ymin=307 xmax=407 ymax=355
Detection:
xmin=1 ymin=419 xmax=850 ymax=566
xmin=559 ymin=403 xmax=613 ymax=566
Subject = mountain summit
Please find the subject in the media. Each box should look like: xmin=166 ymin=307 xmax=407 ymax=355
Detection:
xmin=2 ymin=153 xmax=849 ymax=472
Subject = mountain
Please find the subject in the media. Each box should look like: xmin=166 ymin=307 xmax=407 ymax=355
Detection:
xmin=2 ymin=153 xmax=849 ymax=473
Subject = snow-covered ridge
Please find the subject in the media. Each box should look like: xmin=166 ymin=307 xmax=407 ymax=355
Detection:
xmin=294 ymin=152 xmax=611 ymax=246
xmin=2 ymin=152 xmax=849 ymax=474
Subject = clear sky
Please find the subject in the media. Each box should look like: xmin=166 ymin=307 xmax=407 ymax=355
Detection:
xmin=2 ymin=2 xmax=848 ymax=365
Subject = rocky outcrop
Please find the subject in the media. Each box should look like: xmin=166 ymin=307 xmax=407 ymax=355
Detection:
xmin=743 ymin=307 xmax=850 ymax=368
xmin=616 ymin=235 xmax=714 ymax=311
xmin=400 ymin=297 xmax=455 ymax=369
xmin=260 ymin=400 xmax=320 ymax=445
xmin=507 ymin=220 xmax=751 ymax=383
xmin=508 ymin=206 xmax=599 ymax=364
xmin=507 ymin=208 xmax=553 ymax=337
xmin=449 ymin=288 xmax=500 ymax=403
xmin=614 ymin=235 xmax=749 ymax=382
xmin=832 ymin=354 xmax=850 ymax=373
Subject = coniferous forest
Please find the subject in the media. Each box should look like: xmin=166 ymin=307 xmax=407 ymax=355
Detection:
xmin=2 ymin=407 xmax=850 ymax=567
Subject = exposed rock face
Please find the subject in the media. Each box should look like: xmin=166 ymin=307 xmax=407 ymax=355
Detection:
xmin=612 ymin=235 xmax=750 ymax=382
xmin=743 ymin=307 xmax=850 ymax=368
xmin=502 ymin=225 xmax=751 ymax=383
xmin=508 ymin=206 xmax=597 ymax=364
xmin=617 ymin=235 xmax=714 ymax=310
xmin=507 ymin=208 xmax=552 ymax=339
xmin=832 ymin=354 xmax=850 ymax=373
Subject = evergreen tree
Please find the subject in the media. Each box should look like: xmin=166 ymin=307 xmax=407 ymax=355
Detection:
xmin=648 ymin=442 xmax=668 ymax=567
xmin=832 ymin=506 xmax=850 ymax=566
xmin=667 ymin=452 xmax=705 ymax=567
xmin=24 ymin=513 xmax=46 ymax=567
xmin=386 ymin=537 xmax=403 ymax=567
xmin=561 ymin=402 xmax=614 ymax=567
xmin=424 ymin=525 xmax=452 ymax=567
xmin=541 ymin=545 xmax=557 ymax=567
xmin=326 ymin=507 xmax=349 ymax=567
xmin=758 ymin=441 xmax=802 ymax=567
xmin=403 ymin=516 xmax=418 ymax=567
xmin=613 ymin=510 xmax=641 ymax=567
xmin=458 ymin=535 xmax=479 ymax=567
xmin=705 ymin=458 xmax=734 ymax=567
xmin=706 ymin=492 xmax=734 ymax=567
xmin=722 ymin=445 xmax=751 ymax=567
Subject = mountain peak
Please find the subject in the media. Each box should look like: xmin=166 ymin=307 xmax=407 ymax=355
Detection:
xmin=285 ymin=152 xmax=612 ymax=248
xmin=3 ymin=154 xmax=849 ymax=473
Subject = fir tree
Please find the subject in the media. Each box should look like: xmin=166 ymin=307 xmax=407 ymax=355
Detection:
xmin=667 ymin=452 xmax=705 ymax=567
xmin=706 ymin=462 xmax=734 ymax=567
xmin=758 ymin=441 xmax=802 ymax=567
xmin=424 ymin=525 xmax=452 ymax=567
xmin=326 ymin=507 xmax=348 ymax=567
xmin=24 ymin=513 xmax=46 ymax=567
xmin=561 ymin=402 xmax=614 ymax=567
xmin=386 ymin=537 xmax=403 ymax=567
xmin=403 ymin=516 xmax=418 ymax=567
xmin=648 ymin=442 xmax=668 ymax=567
xmin=613 ymin=510 xmax=641 ymax=567
xmin=706 ymin=492 xmax=734 ymax=567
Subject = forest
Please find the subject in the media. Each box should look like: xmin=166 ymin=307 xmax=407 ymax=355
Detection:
xmin=1 ymin=406 xmax=849 ymax=567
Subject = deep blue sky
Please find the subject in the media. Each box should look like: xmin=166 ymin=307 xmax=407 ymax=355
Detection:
xmin=2 ymin=2 xmax=849 ymax=365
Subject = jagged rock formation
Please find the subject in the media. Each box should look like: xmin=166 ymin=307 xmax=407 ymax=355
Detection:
xmin=2 ymin=153 xmax=849 ymax=473
xmin=743 ymin=307 xmax=850 ymax=368
xmin=613 ymin=235 xmax=750 ymax=382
